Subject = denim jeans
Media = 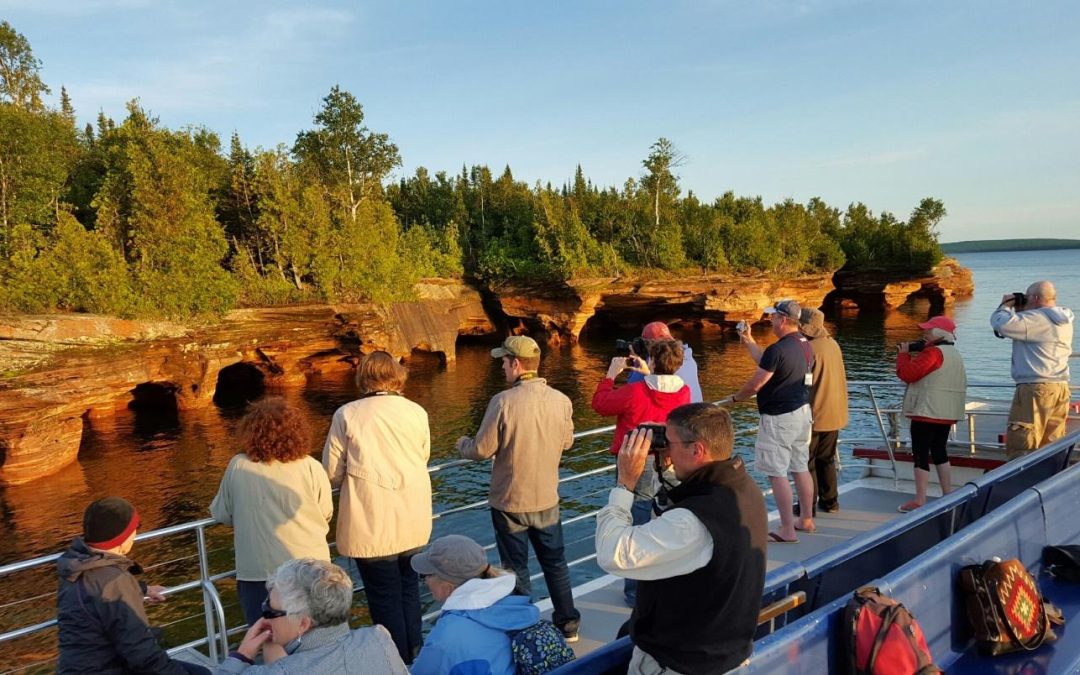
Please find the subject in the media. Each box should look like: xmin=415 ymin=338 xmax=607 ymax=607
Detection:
xmin=355 ymin=553 xmax=423 ymax=665
xmin=490 ymin=506 xmax=580 ymax=631
xmin=236 ymin=579 xmax=268 ymax=628
xmin=177 ymin=661 xmax=212 ymax=675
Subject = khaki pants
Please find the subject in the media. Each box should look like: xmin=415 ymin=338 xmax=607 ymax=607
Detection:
xmin=1006 ymin=382 xmax=1071 ymax=459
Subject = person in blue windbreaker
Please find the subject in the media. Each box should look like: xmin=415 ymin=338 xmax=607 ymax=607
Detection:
xmin=410 ymin=535 xmax=539 ymax=675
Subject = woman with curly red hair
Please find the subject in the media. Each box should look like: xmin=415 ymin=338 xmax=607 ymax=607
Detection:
xmin=210 ymin=397 xmax=332 ymax=627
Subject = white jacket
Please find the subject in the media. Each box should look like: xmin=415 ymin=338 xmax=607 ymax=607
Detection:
xmin=323 ymin=394 xmax=433 ymax=558
xmin=990 ymin=306 xmax=1074 ymax=383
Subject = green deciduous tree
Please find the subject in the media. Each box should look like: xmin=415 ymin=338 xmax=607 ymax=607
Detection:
xmin=0 ymin=21 xmax=49 ymax=111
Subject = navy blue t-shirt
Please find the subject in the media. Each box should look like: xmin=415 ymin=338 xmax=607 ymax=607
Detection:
xmin=756 ymin=332 xmax=813 ymax=416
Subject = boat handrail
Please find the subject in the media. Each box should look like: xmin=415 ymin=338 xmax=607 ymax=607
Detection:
xmin=1 ymin=379 xmax=1073 ymax=664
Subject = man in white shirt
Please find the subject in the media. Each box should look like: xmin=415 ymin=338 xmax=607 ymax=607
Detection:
xmin=595 ymin=403 xmax=768 ymax=675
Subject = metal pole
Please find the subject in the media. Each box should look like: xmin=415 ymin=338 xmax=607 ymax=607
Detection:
xmin=195 ymin=525 xmax=218 ymax=663
xmin=967 ymin=413 xmax=977 ymax=455
xmin=866 ymin=384 xmax=899 ymax=489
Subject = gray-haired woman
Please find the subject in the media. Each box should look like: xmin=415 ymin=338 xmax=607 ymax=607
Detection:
xmin=217 ymin=559 xmax=407 ymax=674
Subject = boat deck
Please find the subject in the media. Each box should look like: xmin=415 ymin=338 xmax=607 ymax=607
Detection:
xmin=537 ymin=476 xmax=933 ymax=658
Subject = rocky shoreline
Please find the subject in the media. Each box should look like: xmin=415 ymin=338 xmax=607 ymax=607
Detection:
xmin=0 ymin=261 xmax=972 ymax=485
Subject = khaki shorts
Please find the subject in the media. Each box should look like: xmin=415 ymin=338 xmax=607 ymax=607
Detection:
xmin=755 ymin=405 xmax=812 ymax=478
xmin=1006 ymin=382 xmax=1071 ymax=459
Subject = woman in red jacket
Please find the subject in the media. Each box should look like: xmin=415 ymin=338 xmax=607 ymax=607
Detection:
xmin=895 ymin=316 xmax=967 ymax=513
xmin=591 ymin=339 xmax=690 ymax=606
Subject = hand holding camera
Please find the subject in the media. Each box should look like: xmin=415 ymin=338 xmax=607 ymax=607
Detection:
xmin=617 ymin=426 xmax=656 ymax=491
xmin=1001 ymin=292 xmax=1026 ymax=309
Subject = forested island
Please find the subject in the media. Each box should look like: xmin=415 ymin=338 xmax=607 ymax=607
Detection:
xmin=1 ymin=21 xmax=947 ymax=320
xmin=941 ymin=239 xmax=1080 ymax=254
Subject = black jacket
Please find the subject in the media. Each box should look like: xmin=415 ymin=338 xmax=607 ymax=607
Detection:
xmin=56 ymin=537 xmax=188 ymax=674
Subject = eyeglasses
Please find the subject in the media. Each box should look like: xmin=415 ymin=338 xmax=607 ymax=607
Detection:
xmin=261 ymin=598 xmax=288 ymax=620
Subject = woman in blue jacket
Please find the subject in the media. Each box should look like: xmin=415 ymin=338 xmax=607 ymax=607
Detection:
xmin=410 ymin=535 xmax=539 ymax=675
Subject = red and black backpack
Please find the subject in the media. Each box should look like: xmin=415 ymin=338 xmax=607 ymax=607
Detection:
xmin=844 ymin=586 xmax=942 ymax=675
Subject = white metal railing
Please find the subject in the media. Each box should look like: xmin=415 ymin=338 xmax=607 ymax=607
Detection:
xmin=1 ymin=379 xmax=1073 ymax=668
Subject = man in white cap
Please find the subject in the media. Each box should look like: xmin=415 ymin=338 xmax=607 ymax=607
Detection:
xmin=456 ymin=336 xmax=581 ymax=641
xmin=721 ymin=300 xmax=815 ymax=543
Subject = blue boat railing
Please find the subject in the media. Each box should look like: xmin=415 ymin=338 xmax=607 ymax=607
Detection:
xmin=0 ymin=380 xmax=1073 ymax=670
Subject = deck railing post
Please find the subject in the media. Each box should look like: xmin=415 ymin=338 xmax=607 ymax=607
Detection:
xmin=968 ymin=413 xmax=977 ymax=455
xmin=866 ymin=384 xmax=899 ymax=489
xmin=195 ymin=524 xmax=219 ymax=664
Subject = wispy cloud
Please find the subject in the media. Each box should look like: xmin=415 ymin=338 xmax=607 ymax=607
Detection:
xmin=0 ymin=0 xmax=153 ymax=17
xmin=65 ymin=6 xmax=357 ymax=120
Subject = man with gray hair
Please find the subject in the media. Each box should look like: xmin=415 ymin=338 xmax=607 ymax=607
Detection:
xmin=220 ymin=559 xmax=406 ymax=673
xmin=991 ymin=280 xmax=1075 ymax=459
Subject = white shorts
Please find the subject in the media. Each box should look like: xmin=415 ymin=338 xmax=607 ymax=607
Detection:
xmin=754 ymin=405 xmax=812 ymax=478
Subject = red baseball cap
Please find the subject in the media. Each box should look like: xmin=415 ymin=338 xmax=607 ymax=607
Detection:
xmin=641 ymin=322 xmax=673 ymax=340
xmin=918 ymin=316 xmax=956 ymax=333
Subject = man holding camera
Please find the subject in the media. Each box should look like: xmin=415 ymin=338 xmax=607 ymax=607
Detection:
xmin=990 ymin=280 xmax=1075 ymax=459
xmin=721 ymin=299 xmax=815 ymax=543
xmin=456 ymin=336 xmax=581 ymax=642
xmin=595 ymin=404 xmax=767 ymax=675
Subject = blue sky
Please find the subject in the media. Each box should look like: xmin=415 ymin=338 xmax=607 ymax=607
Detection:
xmin=4 ymin=0 xmax=1079 ymax=241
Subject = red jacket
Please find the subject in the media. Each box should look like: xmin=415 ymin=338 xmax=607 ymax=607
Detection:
xmin=592 ymin=376 xmax=691 ymax=454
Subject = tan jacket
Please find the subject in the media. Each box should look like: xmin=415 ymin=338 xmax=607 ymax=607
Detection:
xmin=322 ymin=394 xmax=433 ymax=559
xmin=210 ymin=454 xmax=332 ymax=581
xmin=903 ymin=344 xmax=967 ymax=422
xmin=807 ymin=336 xmax=849 ymax=432
xmin=459 ymin=377 xmax=574 ymax=513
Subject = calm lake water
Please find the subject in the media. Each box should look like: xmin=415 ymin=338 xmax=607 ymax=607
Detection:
xmin=1 ymin=248 xmax=1077 ymax=669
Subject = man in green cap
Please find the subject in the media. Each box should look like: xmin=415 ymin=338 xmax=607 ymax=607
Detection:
xmin=456 ymin=335 xmax=581 ymax=642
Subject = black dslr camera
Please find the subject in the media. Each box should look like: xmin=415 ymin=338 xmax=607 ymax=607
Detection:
xmin=615 ymin=337 xmax=648 ymax=368
xmin=636 ymin=423 xmax=668 ymax=453
xmin=904 ymin=339 xmax=927 ymax=353
xmin=1010 ymin=292 xmax=1026 ymax=309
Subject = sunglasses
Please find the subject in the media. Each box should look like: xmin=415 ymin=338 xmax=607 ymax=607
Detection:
xmin=261 ymin=598 xmax=288 ymax=620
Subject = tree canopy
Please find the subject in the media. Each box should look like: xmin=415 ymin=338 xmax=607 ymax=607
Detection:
xmin=0 ymin=21 xmax=945 ymax=318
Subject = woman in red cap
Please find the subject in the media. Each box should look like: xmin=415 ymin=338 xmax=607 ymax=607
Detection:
xmin=895 ymin=315 xmax=967 ymax=513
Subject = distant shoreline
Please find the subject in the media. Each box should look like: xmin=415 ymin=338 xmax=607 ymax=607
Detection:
xmin=942 ymin=238 xmax=1080 ymax=254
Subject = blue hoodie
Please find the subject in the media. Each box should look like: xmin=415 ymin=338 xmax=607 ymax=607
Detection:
xmin=411 ymin=574 xmax=539 ymax=675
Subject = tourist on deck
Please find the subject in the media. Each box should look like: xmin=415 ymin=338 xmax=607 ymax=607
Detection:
xmin=56 ymin=497 xmax=212 ymax=674
xmin=456 ymin=336 xmax=581 ymax=642
xmin=410 ymin=535 xmax=550 ymax=675
xmin=595 ymin=405 xmax=768 ymax=675
xmin=990 ymin=280 xmax=1075 ymax=459
xmin=219 ymin=558 xmax=407 ymax=674
xmin=722 ymin=299 xmax=815 ymax=543
xmin=797 ymin=308 xmax=849 ymax=515
xmin=626 ymin=321 xmax=703 ymax=403
xmin=322 ymin=351 xmax=432 ymax=664
xmin=895 ymin=316 xmax=967 ymax=513
xmin=210 ymin=398 xmax=332 ymax=628
xmin=592 ymin=338 xmax=691 ymax=605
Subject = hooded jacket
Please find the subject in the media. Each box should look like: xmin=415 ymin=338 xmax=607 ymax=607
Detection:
xmin=990 ymin=306 xmax=1075 ymax=383
xmin=410 ymin=574 xmax=539 ymax=675
xmin=56 ymin=537 xmax=189 ymax=675
xmin=627 ymin=344 xmax=704 ymax=403
xmin=592 ymin=374 xmax=691 ymax=454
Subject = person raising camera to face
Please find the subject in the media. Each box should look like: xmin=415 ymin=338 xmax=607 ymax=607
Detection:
xmin=895 ymin=316 xmax=967 ymax=513
xmin=990 ymin=280 xmax=1075 ymax=459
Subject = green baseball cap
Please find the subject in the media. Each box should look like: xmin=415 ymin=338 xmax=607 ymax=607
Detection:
xmin=491 ymin=336 xmax=541 ymax=359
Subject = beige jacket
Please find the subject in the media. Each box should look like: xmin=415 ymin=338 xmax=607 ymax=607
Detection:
xmin=210 ymin=454 xmax=332 ymax=581
xmin=903 ymin=344 xmax=967 ymax=422
xmin=807 ymin=335 xmax=849 ymax=432
xmin=458 ymin=377 xmax=574 ymax=513
xmin=322 ymin=394 xmax=433 ymax=559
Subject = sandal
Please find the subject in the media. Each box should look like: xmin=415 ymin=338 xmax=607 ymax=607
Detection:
xmin=897 ymin=500 xmax=922 ymax=513
xmin=768 ymin=531 xmax=798 ymax=544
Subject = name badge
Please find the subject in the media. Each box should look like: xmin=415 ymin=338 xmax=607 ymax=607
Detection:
xmin=804 ymin=372 xmax=813 ymax=386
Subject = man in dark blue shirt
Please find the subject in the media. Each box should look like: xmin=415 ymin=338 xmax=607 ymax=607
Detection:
xmin=721 ymin=300 xmax=815 ymax=543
